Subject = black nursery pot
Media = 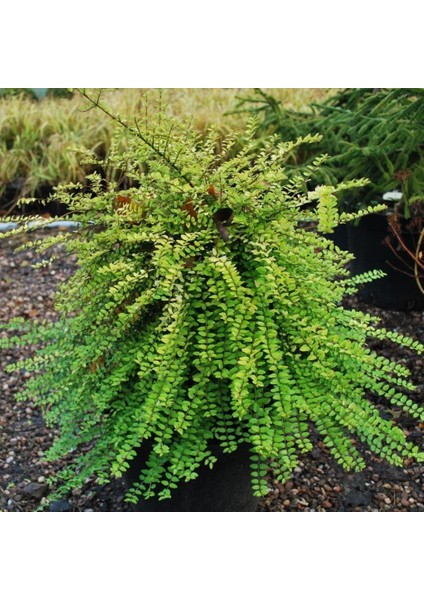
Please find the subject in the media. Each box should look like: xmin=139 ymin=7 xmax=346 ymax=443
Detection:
xmin=123 ymin=442 xmax=259 ymax=512
xmin=323 ymin=223 xmax=350 ymax=251
xmin=347 ymin=213 xmax=424 ymax=310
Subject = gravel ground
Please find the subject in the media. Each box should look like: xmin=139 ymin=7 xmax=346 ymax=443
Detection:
xmin=1 ymin=229 xmax=423 ymax=512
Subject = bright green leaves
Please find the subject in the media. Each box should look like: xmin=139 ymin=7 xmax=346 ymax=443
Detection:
xmin=313 ymin=185 xmax=339 ymax=234
xmin=338 ymin=203 xmax=388 ymax=225
xmin=230 ymin=345 xmax=260 ymax=419
xmin=344 ymin=270 xmax=386 ymax=296
xmin=372 ymin=327 xmax=424 ymax=354
xmin=308 ymin=178 xmax=373 ymax=233
xmin=250 ymin=453 xmax=269 ymax=497
xmin=208 ymin=250 xmax=248 ymax=296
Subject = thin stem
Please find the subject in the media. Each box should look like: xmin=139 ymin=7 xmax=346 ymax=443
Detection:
xmin=388 ymin=221 xmax=424 ymax=293
xmin=387 ymin=221 xmax=421 ymax=266
xmin=77 ymin=89 xmax=195 ymax=189
xmin=414 ymin=228 xmax=424 ymax=294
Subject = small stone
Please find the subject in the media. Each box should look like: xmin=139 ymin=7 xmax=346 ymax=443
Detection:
xmin=49 ymin=499 xmax=70 ymax=512
xmin=344 ymin=489 xmax=372 ymax=507
xmin=322 ymin=500 xmax=333 ymax=509
xmin=21 ymin=482 xmax=48 ymax=499
xmin=333 ymin=485 xmax=341 ymax=493
xmin=37 ymin=476 xmax=46 ymax=483
xmin=384 ymin=497 xmax=391 ymax=505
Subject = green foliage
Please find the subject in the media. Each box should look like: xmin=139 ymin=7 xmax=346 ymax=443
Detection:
xmin=0 ymin=88 xmax=74 ymax=100
xmin=0 ymin=88 xmax=38 ymax=100
xmin=46 ymin=89 xmax=74 ymax=99
xmin=234 ymin=88 xmax=424 ymax=214
xmin=2 ymin=90 xmax=424 ymax=506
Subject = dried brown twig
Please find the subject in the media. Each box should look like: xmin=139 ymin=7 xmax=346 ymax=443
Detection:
xmin=387 ymin=220 xmax=424 ymax=294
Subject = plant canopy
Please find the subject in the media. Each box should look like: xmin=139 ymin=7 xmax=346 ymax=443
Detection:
xmin=1 ymin=90 xmax=423 ymax=505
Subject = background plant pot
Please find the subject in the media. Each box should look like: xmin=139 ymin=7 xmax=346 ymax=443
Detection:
xmin=123 ymin=442 xmax=259 ymax=512
xmin=0 ymin=180 xmax=24 ymax=215
xmin=1 ymin=181 xmax=68 ymax=217
xmin=298 ymin=219 xmax=350 ymax=251
xmin=323 ymin=223 xmax=350 ymax=251
xmin=347 ymin=213 xmax=424 ymax=310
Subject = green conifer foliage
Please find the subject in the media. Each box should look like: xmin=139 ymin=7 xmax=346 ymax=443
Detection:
xmin=233 ymin=88 xmax=424 ymax=213
xmin=1 ymin=90 xmax=423 ymax=505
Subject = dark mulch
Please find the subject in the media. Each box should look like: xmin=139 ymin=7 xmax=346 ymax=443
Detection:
xmin=1 ymin=229 xmax=423 ymax=512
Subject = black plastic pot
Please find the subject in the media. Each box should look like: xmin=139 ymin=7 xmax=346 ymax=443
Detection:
xmin=298 ymin=220 xmax=350 ymax=251
xmin=347 ymin=213 xmax=424 ymax=310
xmin=1 ymin=181 xmax=69 ymax=217
xmin=123 ymin=442 xmax=259 ymax=512
xmin=324 ymin=223 xmax=350 ymax=251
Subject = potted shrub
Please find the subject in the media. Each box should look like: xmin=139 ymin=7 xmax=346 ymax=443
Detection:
xmin=233 ymin=88 xmax=424 ymax=308
xmin=1 ymin=90 xmax=424 ymax=511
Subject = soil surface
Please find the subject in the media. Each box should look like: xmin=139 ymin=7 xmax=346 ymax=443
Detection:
xmin=1 ymin=229 xmax=423 ymax=512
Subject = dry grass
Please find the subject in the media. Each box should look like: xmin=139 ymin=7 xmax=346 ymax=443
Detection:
xmin=99 ymin=87 xmax=335 ymax=131
xmin=0 ymin=88 xmax=337 ymax=200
